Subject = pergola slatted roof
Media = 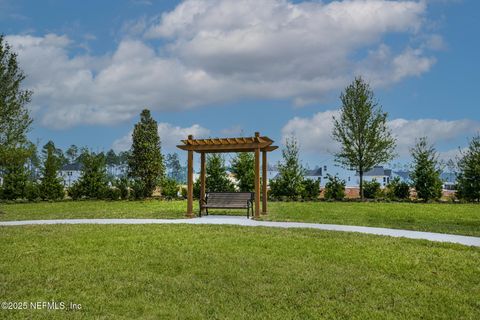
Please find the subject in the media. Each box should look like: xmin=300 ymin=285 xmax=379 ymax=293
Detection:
xmin=177 ymin=134 xmax=278 ymax=153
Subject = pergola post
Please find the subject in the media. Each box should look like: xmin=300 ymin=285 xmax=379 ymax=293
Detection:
xmin=254 ymin=132 xmax=261 ymax=218
xmin=186 ymin=135 xmax=194 ymax=217
xmin=200 ymin=152 xmax=206 ymax=214
xmin=262 ymin=150 xmax=267 ymax=214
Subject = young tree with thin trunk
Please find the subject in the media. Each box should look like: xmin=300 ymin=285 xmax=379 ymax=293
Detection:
xmin=410 ymin=137 xmax=443 ymax=202
xmin=128 ymin=109 xmax=164 ymax=197
xmin=269 ymin=136 xmax=305 ymax=199
xmin=332 ymin=77 xmax=396 ymax=199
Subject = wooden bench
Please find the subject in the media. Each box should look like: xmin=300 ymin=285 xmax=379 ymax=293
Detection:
xmin=200 ymin=192 xmax=254 ymax=218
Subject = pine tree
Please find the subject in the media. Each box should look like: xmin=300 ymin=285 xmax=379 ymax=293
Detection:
xmin=206 ymin=154 xmax=235 ymax=192
xmin=270 ymin=137 xmax=305 ymax=199
xmin=165 ymin=153 xmax=184 ymax=182
xmin=410 ymin=137 xmax=443 ymax=202
xmin=106 ymin=149 xmax=119 ymax=166
xmin=0 ymin=35 xmax=33 ymax=200
xmin=1 ymin=145 xmax=35 ymax=200
xmin=66 ymin=144 xmax=79 ymax=163
xmin=332 ymin=77 xmax=396 ymax=199
xmin=456 ymin=134 xmax=480 ymax=202
xmin=128 ymin=109 xmax=164 ymax=197
xmin=0 ymin=35 xmax=33 ymax=166
xmin=39 ymin=141 xmax=64 ymax=200
xmin=230 ymin=152 xmax=255 ymax=192
xmin=73 ymin=150 xmax=108 ymax=199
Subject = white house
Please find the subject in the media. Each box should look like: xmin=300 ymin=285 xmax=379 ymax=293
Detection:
xmin=58 ymin=163 xmax=83 ymax=187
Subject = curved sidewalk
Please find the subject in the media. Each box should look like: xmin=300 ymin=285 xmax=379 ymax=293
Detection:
xmin=1 ymin=215 xmax=479 ymax=247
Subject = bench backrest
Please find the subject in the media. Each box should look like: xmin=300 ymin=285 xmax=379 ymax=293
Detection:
xmin=206 ymin=192 xmax=253 ymax=206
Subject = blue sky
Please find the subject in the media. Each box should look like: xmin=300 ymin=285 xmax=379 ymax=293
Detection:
xmin=1 ymin=0 xmax=479 ymax=169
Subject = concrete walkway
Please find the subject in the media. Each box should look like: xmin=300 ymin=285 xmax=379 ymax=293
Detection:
xmin=1 ymin=215 xmax=479 ymax=247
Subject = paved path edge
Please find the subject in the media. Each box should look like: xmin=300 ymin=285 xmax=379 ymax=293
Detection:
xmin=1 ymin=216 xmax=479 ymax=247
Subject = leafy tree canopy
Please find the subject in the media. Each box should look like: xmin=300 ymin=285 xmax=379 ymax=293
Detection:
xmin=332 ymin=77 xmax=396 ymax=199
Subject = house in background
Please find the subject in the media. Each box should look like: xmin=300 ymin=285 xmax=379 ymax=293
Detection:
xmin=353 ymin=166 xmax=392 ymax=187
xmin=59 ymin=163 xmax=83 ymax=187
xmin=304 ymin=167 xmax=322 ymax=182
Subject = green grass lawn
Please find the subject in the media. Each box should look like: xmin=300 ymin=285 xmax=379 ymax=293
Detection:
xmin=0 ymin=199 xmax=191 ymax=220
xmin=1 ymin=200 xmax=479 ymax=237
xmin=1 ymin=224 xmax=478 ymax=319
xmin=261 ymin=201 xmax=480 ymax=237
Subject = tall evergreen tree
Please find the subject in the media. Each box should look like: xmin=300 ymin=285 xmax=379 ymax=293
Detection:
xmin=332 ymin=77 xmax=396 ymax=199
xmin=206 ymin=154 xmax=235 ymax=192
xmin=410 ymin=137 xmax=443 ymax=202
xmin=39 ymin=141 xmax=64 ymax=200
xmin=456 ymin=135 xmax=480 ymax=202
xmin=230 ymin=152 xmax=255 ymax=192
xmin=128 ymin=109 xmax=164 ymax=197
xmin=270 ymin=137 xmax=305 ymax=199
xmin=0 ymin=35 xmax=33 ymax=165
xmin=0 ymin=35 xmax=34 ymax=200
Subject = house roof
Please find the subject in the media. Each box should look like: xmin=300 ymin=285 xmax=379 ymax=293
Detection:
xmin=61 ymin=163 xmax=83 ymax=171
xmin=305 ymin=168 xmax=322 ymax=177
xmin=362 ymin=166 xmax=392 ymax=177
xmin=393 ymin=171 xmax=411 ymax=181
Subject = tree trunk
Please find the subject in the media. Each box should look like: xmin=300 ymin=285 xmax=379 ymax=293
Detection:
xmin=359 ymin=170 xmax=364 ymax=200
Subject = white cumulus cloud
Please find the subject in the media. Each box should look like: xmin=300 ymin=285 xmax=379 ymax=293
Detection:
xmin=282 ymin=110 xmax=480 ymax=157
xmin=7 ymin=0 xmax=438 ymax=128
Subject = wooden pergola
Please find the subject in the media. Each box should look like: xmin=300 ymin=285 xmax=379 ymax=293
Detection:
xmin=177 ymin=132 xmax=278 ymax=218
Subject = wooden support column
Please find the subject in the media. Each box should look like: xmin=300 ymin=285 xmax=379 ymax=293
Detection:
xmin=200 ymin=152 xmax=206 ymax=214
xmin=254 ymin=133 xmax=261 ymax=218
xmin=262 ymin=150 xmax=267 ymax=214
xmin=186 ymin=135 xmax=194 ymax=217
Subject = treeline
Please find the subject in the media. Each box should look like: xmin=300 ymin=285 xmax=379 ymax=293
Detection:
xmin=0 ymin=108 xmax=187 ymax=201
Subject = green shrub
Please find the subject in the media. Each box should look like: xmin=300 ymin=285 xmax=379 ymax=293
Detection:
xmin=162 ymin=177 xmax=179 ymax=199
xmin=114 ymin=177 xmax=130 ymax=200
xmin=363 ymin=180 xmax=382 ymax=199
xmin=25 ymin=181 xmax=41 ymax=201
xmin=386 ymin=177 xmax=410 ymax=200
xmin=181 ymin=187 xmax=187 ymax=199
xmin=130 ymin=179 xmax=146 ymax=200
xmin=301 ymin=179 xmax=320 ymax=200
xmin=68 ymin=182 xmax=84 ymax=200
xmin=193 ymin=179 xmax=201 ymax=199
xmin=324 ymin=175 xmax=345 ymax=201
xmin=105 ymin=187 xmax=121 ymax=201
